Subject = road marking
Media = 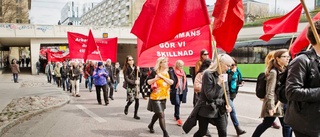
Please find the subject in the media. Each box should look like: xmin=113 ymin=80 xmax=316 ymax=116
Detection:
xmin=76 ymin=105 xmax=106 ymax=123
xmin=237 ymin=115 xmax=261 ymax=121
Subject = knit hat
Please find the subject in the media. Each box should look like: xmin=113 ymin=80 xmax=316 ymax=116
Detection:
xmin=98 ymin=62 xmax=103 ymax=67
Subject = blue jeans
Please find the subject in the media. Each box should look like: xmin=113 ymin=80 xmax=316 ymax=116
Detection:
xmin=174 ymin=94 xmax=183 ymax=120
xmin=114 ymin=80 xmax=118 ymax=90
xmin=61 ymin=77 xmax=69 ymax=91
xmin=229 ymin=98 xmax=239 ymax=126
xmin=252 ymin=117 xmax=292 ymax=137
xmin=88 ymin=76 xmax=93 ymax=91
xmin=13 ymin=73 xmax=18 ymax=82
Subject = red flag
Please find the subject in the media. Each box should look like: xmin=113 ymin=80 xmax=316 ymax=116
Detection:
xmin=290 ymin=12 xmax=320 ymax=57
xmin=67 ymin=31 xmax=118 ymax=62
xmin=260 ymin=4 xmax=302 ymax=42
xmin=137 ymin=26 xmax=212 ymax=67
xmin=84 ymin=30 xmax=98 ymax=62
xmin=131 ymin=0 xmax=210 ymax=54
xmin=212 ymin=0 xmax=244 ymax=53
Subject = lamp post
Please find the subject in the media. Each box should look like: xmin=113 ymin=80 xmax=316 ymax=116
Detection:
xmin=275 ymin=0 xmax=277 ymax=14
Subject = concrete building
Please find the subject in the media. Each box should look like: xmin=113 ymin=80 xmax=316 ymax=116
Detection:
xmin=82 ymin=2 xmax=98 ymax=15
xmin=60 ymin=1 xmax=82 ymax=25
xmin=0 ymin=0 xmax=31 ymax=23
xmin=81 ymin=0 xmax=146 ymax=27
xmin=243 ymin=0 xmax=269 ymax=22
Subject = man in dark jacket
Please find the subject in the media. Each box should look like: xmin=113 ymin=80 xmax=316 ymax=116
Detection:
xmin=285 ymin=20 xmax=320 ymax=137
xmin=105 ymin=59 xmax=115 ymax=100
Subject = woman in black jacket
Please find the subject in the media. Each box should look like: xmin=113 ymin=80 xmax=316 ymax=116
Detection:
xmin=123 ymin=55 xmax=140 ymax=120
xmin=193 ymin=54 xmax=233 ymax=137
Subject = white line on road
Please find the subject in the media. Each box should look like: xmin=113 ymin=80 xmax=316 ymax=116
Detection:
xmin=76 ymin=105 xmax=106 ymax=123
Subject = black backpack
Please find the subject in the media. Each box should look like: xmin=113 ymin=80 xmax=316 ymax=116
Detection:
xmin=256 ymin=72 xmax=267 ymax=99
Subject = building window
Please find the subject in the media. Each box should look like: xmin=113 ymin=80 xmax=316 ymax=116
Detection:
xmin=16 ymin=19 xmax=22 ymax=23
xmin=16 ymin=0 xmax=21 ymax=3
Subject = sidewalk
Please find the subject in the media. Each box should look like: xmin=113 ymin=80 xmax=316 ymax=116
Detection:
xmin=0 ymin=73 xmax=70 ymax=136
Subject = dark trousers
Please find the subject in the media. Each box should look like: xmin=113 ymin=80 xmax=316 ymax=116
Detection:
xmin=56 ymin=77 xmax=61 ymax=87
xmin=252 ymin=117 xmax=292 ymax=137
xmin=47 ymin=73 xmax=51 ymax=83
xmin=107 ymin=82 xmax=114 ymax=98
xmin=13 ymin=73 xmax=18 ymax=82
xmin=194 ymin=114 xmax=228 ymax=137
xmin=95 ymin=85 xmax=108 ymax=104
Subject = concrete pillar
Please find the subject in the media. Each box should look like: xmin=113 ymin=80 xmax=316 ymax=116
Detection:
xmin=30 ymin=39 xmax=40 ymax=75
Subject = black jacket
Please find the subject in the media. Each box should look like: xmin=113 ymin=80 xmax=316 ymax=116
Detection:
xmin=105 ymin=65 xmax=114 ymax=83
xmin=124 ymin=66 xmax=138 ymax=89
xmin=285 ymin=49 xmax=320 ymax=136
xmin=195 ymin=71 xmax=227 ymax=118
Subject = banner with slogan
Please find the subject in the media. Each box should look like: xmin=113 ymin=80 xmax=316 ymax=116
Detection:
xmin=137 ymin=26 xmax=212 ymax=67
xmin=67 ymin=32 xmax=118 ymax=62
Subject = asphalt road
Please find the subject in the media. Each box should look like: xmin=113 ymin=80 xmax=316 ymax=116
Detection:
xmin=2 ymin=79 xmax=285 ymax=137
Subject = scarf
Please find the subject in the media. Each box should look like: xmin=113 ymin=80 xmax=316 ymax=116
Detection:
xmin=174 ymin=68 xmax=186 ymax=90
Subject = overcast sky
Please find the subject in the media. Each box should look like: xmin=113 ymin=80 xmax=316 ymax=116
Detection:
xmin=30 ymin=0 xmax=315 ymax=25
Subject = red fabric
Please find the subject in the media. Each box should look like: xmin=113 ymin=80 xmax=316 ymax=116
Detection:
xmin=137 ymin=26 xmax=212 ymax=67
xmin=131 ymin=0 xmax=210 ymax=55
xmin=260 ymin=4 xmax=302 ymax=42
xmin=212 ymin=0 xmax=244 ymax=53
xmin=84 ymin=30 xmax=98 ymax=62
xmin=68 ymin=32 xmax=118 ymax=62
xmin=174 ymin=67 xmax=187 ymax=90
xmin=290 ymin=12 xmax=320 ymax=57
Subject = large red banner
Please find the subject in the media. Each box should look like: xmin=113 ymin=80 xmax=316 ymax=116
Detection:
xmin=67 ymin=32 xmax=118 ymax=62
xmin=137 ymin=26 xmax=212 ymax=67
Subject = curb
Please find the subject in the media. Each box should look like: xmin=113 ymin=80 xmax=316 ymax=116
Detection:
xmin=0 ymin=95 xmax=70 ymax=136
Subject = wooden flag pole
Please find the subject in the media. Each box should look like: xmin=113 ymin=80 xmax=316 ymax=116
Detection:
xmin=96 ymin=46 xmax=104 ymax=62
xmin=209 ymin=23 xmax=230 ymax=107
xmin=300 ymin=0 xmax=320 ymax=48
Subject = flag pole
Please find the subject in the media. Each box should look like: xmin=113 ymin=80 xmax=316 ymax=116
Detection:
xmin=300 ymin=0 xmax=320 ymax=48
xmin=209 ymin=23 xmax=230 ymax=107
xmin=96 ymin=46 xmax=104 ymax=62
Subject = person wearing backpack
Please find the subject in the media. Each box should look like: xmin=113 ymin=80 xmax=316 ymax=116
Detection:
xmin=252 ymin=49 xmax=291 ymax=137
xmin=227 ymin=57 xmax=246 ymax=136
xmin=285 ymin=21 xmax=320 ymax=137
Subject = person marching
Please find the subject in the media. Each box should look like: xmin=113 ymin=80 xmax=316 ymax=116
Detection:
xmin=113 ymin=62 xmax=121 ymax=92
xmin=105 ymin=59 xmax=115 ymax=100
xmin=147 ymin=57 xmax=173 ymax=137
xmin=226 ymin=57 xmax=246 ymax=136
xmin=169 ymin=60 xmax=188 ymax=126
xmin=92 ymin=62 xmax=109 ymax=105
xmin=123 ymin=55 xmax=140 ymax=120
xmin=252 ymin=49 xmax=291 ymax=137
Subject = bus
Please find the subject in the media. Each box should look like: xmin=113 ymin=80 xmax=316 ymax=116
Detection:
xmin=229 ymin=37 xmax=294 ymax=80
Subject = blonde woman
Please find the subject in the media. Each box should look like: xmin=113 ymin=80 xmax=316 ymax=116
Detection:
xmin=147 ymin=57 xmax=173 ymax=137
xmin=193 ymin=54 xmax=233 ymax=137
xmin=169 ymin=60 xmax=188 ymax=126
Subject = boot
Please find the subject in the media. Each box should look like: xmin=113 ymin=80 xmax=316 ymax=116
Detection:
xmin=133 ymin=99 xmax=140 ymax=120
xmin=124 ymin=106 xmax=128 ymax=115
xmin=235 ymin=126 xmax=246 ymax=135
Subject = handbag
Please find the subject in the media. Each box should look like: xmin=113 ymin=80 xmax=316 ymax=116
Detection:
xmin=142 ymin=83 xmax=151 ymax=97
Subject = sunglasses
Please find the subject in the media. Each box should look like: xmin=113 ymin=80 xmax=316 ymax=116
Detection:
xmin=203 ymin=53 xmax=208 ymax=55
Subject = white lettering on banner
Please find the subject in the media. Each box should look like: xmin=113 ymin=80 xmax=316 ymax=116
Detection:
xmin=75 ymin=38 xmax=88 ymax=43
xmin=82 ymin=44 xmax=87 ymax=48
xmin=156 ymin=50 xmax=194 ymax=57
xmin=92 ymin=51 xmax=100 ymax=54
xmin=159 ymin=42 xmax=175 ymax=48
xmin=177 ymin=42 xmax=185 ymax=47
xmin=174 ymin=30 xmax=201 ymax=39
xmin=80 ymin=49 xmax=85 ymax=53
